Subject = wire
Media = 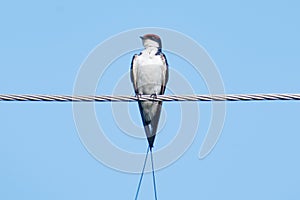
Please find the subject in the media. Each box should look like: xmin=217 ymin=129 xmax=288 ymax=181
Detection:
xmin=150 ymin=148 xmax=158 ymax=200
xmin=1 ymin=93 xmax=300 ymax=102
xmin=135 ymin=146 xmax=150 ymax=200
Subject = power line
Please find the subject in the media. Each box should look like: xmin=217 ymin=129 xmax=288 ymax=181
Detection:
xmin=0 ymin=93 xmax=300 ymax=102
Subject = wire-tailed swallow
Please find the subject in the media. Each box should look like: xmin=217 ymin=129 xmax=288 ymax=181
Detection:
xmin=130 ymin=34 xmax=169 ymax=149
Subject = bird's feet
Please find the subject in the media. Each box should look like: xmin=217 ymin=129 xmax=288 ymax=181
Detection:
xmin=135 ymin=94 xmax=142 ymax=99
xmin=150 ymin=93 xmax=158 ymax=99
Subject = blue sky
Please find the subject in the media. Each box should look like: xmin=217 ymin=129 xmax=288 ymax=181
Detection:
xmin=1 ymin=1 xmax=300 ymax=199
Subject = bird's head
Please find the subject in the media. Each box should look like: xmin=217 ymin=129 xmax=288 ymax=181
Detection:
xmin=140 ymin=34 xmax=162 ymax=49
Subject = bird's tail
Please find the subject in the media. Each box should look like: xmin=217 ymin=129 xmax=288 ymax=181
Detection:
xmin=138 ymin=101 xmax=162 ymax=148
xmin=147 ymin=135 xmax=155 ymax=149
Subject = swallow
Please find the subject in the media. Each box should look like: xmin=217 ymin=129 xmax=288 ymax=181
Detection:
xmin=130 ymin=34 xmax=169 ymax=149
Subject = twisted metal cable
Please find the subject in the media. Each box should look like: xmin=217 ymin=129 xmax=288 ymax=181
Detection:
xmin=0 ymin=93 xmax=300 ymax=102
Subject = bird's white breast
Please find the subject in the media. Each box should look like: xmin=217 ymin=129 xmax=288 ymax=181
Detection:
xmin=136 ymin=50 xmax=165 ymax=94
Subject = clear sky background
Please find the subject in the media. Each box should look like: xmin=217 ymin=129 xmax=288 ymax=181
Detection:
xmin=1 ymin=1 xmax=300 ymax=199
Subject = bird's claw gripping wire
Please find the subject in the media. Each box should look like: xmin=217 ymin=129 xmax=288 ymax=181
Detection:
xmin=150 ymin=93 xmax=158 ymax=99
xmin=135 ymin=94 xmax=142 ymax=100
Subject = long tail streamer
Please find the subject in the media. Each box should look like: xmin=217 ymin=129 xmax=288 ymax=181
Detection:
xmin=150 ymin=149 xmax=158 ymax=200
xmin=135 ymin=146 xmax=150 ymax=200
xmin=134 ymin=147 xmax=158 ymax=200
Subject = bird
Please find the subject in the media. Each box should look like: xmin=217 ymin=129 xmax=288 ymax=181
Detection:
xmin=130 ymin=34 xmax=169 ymax=149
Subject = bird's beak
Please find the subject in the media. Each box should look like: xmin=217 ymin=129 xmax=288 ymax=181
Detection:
xmin=139 ymin=36 xmax=144 ymax=40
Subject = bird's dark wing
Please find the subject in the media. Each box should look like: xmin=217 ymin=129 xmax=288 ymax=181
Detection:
xmin=160 ymin=53 xmax=169 ymax=94
xmin=130 ymin=54 xmax=139 ymax=94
